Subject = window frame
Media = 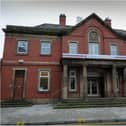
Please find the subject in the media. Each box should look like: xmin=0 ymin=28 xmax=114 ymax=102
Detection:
xmin=38 ymin=70 xmax=50 ymax=92
xmin=40 ymin=40 xmax=52 ymax=55
xmin=69 ymin=70 xmax=77 ymax=92
xmin=110 ymin=44 xmax=118 ymax=55
xmin=68 ymin=41 xmax=78 ymax=54
xmin=16 ymin=40 xmax=28 ymax=54
xmin=88 ymin=30 xmax=100 ymax=55
xmin=88 ymin=42 xmax=99 ymax=55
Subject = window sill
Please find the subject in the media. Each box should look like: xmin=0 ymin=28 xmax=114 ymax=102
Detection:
xmin=69 ymin=90 xmax=77 ymax=92
xmin=38 ymin=89 xmax=49 ymax=92
xmin=40 ymin=54 xmax=52 ymax=56
xmin=16 ymin=53 xmax=28 ymax=56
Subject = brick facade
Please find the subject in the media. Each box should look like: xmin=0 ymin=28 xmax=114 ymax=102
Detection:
xmin=1 ymin=13 xmax=126 ymax=102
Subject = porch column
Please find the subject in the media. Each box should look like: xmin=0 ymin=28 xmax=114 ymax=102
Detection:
xmin=106 ymin=71 xmax=112 ymax=97
xmin=112 ymin=65 xmax=118 ymax=97
xmin=80 ymin=69 xmax=84 ymax=98
xmin=83 ymin=63 xmax=88 ymax=100
xmin=124 ymin=67 xmax=126 ymax=96
xmin=62 ymin=65 xmax=68 ymax=99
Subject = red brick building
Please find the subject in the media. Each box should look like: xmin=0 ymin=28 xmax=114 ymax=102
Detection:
xmin=1 ymin=13 xmax=126 ymax=103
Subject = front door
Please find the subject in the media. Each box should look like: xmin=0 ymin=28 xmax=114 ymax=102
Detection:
xmin=88 ymin=78 xmax=99 ymax=96
xmin=13 ymin=70 xmax=25 ymax=99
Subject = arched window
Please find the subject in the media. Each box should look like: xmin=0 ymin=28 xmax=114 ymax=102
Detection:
xmin=88 ymin=30 xmax=99 ymax=55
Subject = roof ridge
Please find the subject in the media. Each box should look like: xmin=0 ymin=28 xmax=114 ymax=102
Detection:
xmin=114 ymin=29 xmax=126 ymax=32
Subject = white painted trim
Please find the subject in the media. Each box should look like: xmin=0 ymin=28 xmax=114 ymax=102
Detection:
xmin=38 ymin=69 xmax=51 ymax=92
xmin=62 ymin=53 xmax=126 ymax=60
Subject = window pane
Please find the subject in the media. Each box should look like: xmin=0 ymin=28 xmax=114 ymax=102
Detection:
xmin=69 ymin=42 xmax=77 ymax=54
xmin=18 ymin=47 xmax=26 ymax=52
xmin=40 ymin=77 xmax=48 ymax=90
xmin=42 ymin=42 xmax=50 ymax=48
xmin=70 ymin=78 xmax=75 ymax=90
xmin=69 ymin=70 xmax=76 ymax=91
xmin=110 ymin=45 xmax=117 ymax=55
xmin=40 ymin=71 xmax=48 ymax=76
xmin=89 ymin=43 xmax=99 ymax=55
xmin=41 ymin=48 xmax=50 ymax=54
xmin=41 ymin=42 xmax=51 ymax=54
xmin=17 ymin=41 xmax=28 ymax=53
xmin=39 ymin=71 xmax=49 ymax=91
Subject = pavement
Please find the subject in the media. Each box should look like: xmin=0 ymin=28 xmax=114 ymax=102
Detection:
xmin=1 ymin=104 xmax=126 ymax=125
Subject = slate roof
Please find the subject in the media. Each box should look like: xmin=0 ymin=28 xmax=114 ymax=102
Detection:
xmin=114 ymin=29 xmax=126 ymax=39
xmin=3 ymin=13 xmax=126 ymax=40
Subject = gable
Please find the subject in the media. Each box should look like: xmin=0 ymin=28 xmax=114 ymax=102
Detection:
xmin=68 ymin=13 xmax=126 ymax=40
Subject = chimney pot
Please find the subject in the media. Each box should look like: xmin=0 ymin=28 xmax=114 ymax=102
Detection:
xmin=59 ymin=14 xmax=66 ymax=26
xmin=104 ymin=17 xmax=111 ymax=27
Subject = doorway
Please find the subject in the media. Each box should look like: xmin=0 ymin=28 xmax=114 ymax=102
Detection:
xmin=88 ymin=78 xmax=99 ymax=96
xmin=13 ymin=70 xmax=25 ymax=99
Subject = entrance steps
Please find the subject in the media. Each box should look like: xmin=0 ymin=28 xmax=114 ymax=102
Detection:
xmin=54 ymin=97 xmax=126 ymax=109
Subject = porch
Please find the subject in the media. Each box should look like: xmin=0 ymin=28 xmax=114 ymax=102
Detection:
xmin=61 ymin=53 xmax=126 ymax=100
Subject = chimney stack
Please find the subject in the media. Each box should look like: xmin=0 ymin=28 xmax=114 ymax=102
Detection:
xmin=59 ymin=14 xmax=66 ymax=26
xmin=104 ymin=17 xmax=111 ymax=27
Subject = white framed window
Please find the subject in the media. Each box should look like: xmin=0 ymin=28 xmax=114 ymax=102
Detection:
xmin=88 ymin=30 xmax=99 ymax=55
xmin=69 ymin=42 xmax=77 ymax=54
xmin=110 ymin=44 xmax=117 ymax=55
xmin=38 ymin=70 xmax=50 ymax=91
xmin=17 ymin=40 xmax=28 ymax=54
xmin=41 ymin=41 xmax=51 ymax=55
xmin=69 ymin=70 xmax=77 ymax=91
xmin=89 ymin=43 xmax=99 ymax=55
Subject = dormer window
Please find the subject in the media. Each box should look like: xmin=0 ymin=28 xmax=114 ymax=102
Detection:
xmin=88 ymin=30 xmax=99 ymax=55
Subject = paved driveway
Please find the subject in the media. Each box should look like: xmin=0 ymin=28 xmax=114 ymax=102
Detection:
xmin=1 ymin=104 xmax=126 ymax=125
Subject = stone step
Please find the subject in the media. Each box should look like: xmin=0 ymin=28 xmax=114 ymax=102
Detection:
xmin=62 ymin=97 xmax=126 ymax=103
xmin=57 ymin=101 xmax=126 ymax=106
xmin=54 ymin=103 xmax=126 ymax=109
xmin=55 ymin=97 xmax=126 ymax=109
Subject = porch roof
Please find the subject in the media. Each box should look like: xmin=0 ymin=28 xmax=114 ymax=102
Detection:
xmin=62 ymin=53 xmax=126 ymax=61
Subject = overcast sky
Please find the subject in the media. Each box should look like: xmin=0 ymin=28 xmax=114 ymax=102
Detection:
xmin=0 ymin=0 xmax=126 ymax=58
